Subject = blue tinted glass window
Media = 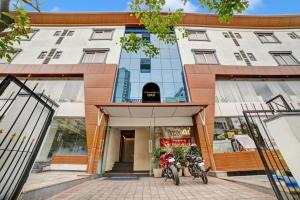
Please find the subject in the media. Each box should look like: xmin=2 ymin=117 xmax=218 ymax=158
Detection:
xmin=151 ymin=58 xmax=161 ymax=70
xmin=140 ymin=58 xmax=151 ymax=73
xmin=142 ymin=32 xmax=151 ymax=43
xmin=130 ymin=59 xmax=140 ymax=70
xmin=172 ymin=70 xmax=183 ymax=82
xmin=161 ymin=59 xmax=172 ymax=69
xmin=113 ymin=28 xmax=188 ymax=103
xmin=162 ymin=70 xmax=174 ymax=82
xmin=151 ymin=70 xmax=163 ymax=82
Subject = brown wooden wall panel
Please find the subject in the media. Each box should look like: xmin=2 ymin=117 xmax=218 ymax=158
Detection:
xmin=214 ymin=152 xmax=264 ymax=172
xmin=83 ymin=65 xmax=117 ymax=174
xmin=214 ymin=151 xmax=287 ymax=172
xmin=51 ymin=155 xmax=88 ymax=165
xmin=84 ymin=105 xmax=99 ymax=125
xmin=84 ymin=73 xmax=115 ymax=88
xmin=26 ymin=12 xmax=300 ymax=29
xmin=84 ymin=88 xmax=113 ymax=105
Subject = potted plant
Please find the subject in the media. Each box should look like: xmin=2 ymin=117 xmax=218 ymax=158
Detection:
xmin=153 ymin=147 xmax=163 ymax=178
xmin=173 ymin=147 xmax=186 ymax=176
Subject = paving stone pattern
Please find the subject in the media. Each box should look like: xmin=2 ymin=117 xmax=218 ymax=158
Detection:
xmin=48 ymin=177 xmax=276 ymax=200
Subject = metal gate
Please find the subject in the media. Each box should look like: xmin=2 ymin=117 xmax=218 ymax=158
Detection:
xmin=242 ymin=95 xmax=300 ymax=200
xmin=0 ymin=75 xmax=56 ymax=200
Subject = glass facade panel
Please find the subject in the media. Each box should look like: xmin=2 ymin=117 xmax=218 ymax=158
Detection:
xmin=114 ymin=28 xmax=188 ymax=103
xmin=215 ymin=79 xmax=300 ymax=152
xmin=19 ymin=78 xmax=84 ymax=103
xmin=153 ymin=127 xmax=195 ymax=149
xmin=214 ymin=117 xmax=256 ymax=153
xmin=216 ymin=79 xmax=300 ymax=104
xmin=47 ymin=117 xmax=87 ymax=158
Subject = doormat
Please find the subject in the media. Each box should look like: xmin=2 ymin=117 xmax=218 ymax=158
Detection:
xmin=105 ymin=176 xmax=139 ymax=180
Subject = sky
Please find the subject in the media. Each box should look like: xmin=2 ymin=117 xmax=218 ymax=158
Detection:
xmin=21 ymin=0 xmax=300 ymax=15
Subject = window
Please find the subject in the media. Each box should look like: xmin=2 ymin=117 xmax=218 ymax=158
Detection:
xmin=53 ymin=31 xmax=62 ymax=36
xmin=142 ymin=32 xmax=150 ymax=43
xmin=234 ymin=33 xmax=242 ymax=39
xmin=288 ymin=32 xmax=299 ymax=39
xmin=53 ymin=51 xmax=62 ymax=59
xmin=270 ymin=52 xmax=299 ymax=66
xmin=37 ymin=51 xmax=48 ymax=59
xmin=80 ymin=49 xmax=108 ymax=63
xmin=67 ymin=31 xmax=75 ymax=36
xmin=0 ymin=49 xmax=22 ymax=64
xmin=140 ymin=58 xmax=151 ymax=73
xmin=234 ymin=53 xmax=243 ymax=61
xmin=21 ymin=29 xmax=39 ymax=41
xmin=188 ymin=30 xmax=209 ymax=41
xmin=90 ymin=29 xmax=113 ymax=40
xmin=193 ymin=50 xmax=218 ymax=64
xmin=223 ymin=32 xmax=229 ymax=38
xmin=247 ymin=53 xmax=256 ymax=61
xmin=214 ymin=117 xmax=255 ymax=153
xmin=47 ymin=118 xmax=87 ymax=158
xmin=255 ymin=32 xmax=280 ymax=43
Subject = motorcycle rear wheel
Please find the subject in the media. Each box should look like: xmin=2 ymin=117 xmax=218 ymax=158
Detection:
xmin=170 ymin=165 xmax=180 ymax=185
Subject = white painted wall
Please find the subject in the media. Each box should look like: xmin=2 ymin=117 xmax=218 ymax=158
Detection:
xmin=50 ymin=164 xmax=87 ymax=171
xmin=265 ymin=113 xmax=300 ymax=185
xmin=105 ymin=128 xmax=120 ymax=171
xmin=176 ymin=27 xmax=300 ymax=66
xmin=10 ymin=26 xmax=125 ymax=64
xmin=109 ymin=117 xmax=193 ymax=127
xmin=8 ymin=25 xmax=300 ymax=67
xmin=134 ymin=128 xmax=150 ymax=171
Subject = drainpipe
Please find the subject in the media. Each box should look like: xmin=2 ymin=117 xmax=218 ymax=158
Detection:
xmin=198 ymin=109 xmax=216 ymax=171
xmin=87 ymin=108 xmax=104 ymax=174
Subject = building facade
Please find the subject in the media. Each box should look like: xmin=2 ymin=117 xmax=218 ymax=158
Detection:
xmin=1 ymin=12 xmax=300 ymax=174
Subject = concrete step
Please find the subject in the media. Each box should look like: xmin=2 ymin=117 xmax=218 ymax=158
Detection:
xmin=111 ymin=162 xmax=133 ymax=172
xmin=103 ymin=172 xmax=150 ymax=177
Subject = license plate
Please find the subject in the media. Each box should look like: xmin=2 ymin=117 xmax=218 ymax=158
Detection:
xmin=199 ymin=162 xmax=205 ymax=166
xmin=168 ymin=158 xmax=175 ymax=162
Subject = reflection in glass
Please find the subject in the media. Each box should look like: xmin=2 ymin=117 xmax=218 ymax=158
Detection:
xmin=48 ymin=117 xmax=87 ymax=158
xmin=216 ymin=79 xmax=300 ymax=104
xmin=114 ymin=28 xmax=188 ymax=103
xmin=214 ymin=117 xmax=256 ymax=153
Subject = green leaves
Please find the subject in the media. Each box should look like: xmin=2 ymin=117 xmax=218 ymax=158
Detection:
xmin=199 ymin=0 xmax=249 ymax=23
xmin=0 ymin=7 xmax=31 ymax=63
xmin=121 ymin=0 xmax=185 ymax=57
xmin=122 ymin=0 xmax=249 ymax=57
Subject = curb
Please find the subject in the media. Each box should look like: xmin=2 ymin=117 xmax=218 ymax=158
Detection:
xmin=219 ymin=178 xmax=276 ymax=197
xmin=18 ymin=175 xmax=98 ymax=200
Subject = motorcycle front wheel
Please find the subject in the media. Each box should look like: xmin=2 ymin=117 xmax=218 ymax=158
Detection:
xmin=170 ymin=165 xmax=180 ymax=185
xmin=197 ymin=164 xmax=208 ymax=184
xmin=201 ymin=171 xmax=208 ymax=184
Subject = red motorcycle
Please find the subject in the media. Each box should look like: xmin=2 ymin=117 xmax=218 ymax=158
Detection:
xmin=160 ymin=152 xmax=181 ymax=185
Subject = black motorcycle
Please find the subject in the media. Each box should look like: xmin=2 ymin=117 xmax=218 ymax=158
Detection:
xmin=186 ymin=155 xmax=208 ymax=184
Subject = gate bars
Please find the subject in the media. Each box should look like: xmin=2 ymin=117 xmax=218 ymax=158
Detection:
xmin=242 ymin=95 xmax=300 ymax=200
xmin=0 ymin=75 xmax=56 ymax=200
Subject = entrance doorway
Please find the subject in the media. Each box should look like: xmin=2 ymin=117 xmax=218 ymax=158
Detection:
xmin=142 ymin=82 xmax=161 ymax=103
xmin=120 ymin=130 xmax=135 ymax=163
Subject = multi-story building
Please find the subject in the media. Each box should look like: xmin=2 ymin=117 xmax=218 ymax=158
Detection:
xmin=1 ymin=12 xmax=300 ymax=174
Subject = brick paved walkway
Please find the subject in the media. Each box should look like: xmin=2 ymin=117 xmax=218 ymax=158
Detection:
xmin=48 ymin=177 xmax=276 ymax=200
